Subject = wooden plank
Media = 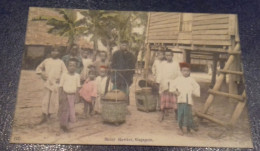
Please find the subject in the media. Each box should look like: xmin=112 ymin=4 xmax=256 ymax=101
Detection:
xmin=179 ymin=45 xmax=227 ymax=53
xmin=193 ymin=14 xmax=230 ymax=21
xmin=149 ymin=27 xmax=179 ymax=33
xmin=192 ymin=24 xmax=229 ymax=31
xmin=193 ymin=40 xmax=231 ymax=46
xmin=229 ymin=15 xmax=236 ymax=35
xmin=228 ymin=51 xmax=241 ymax=55
xmin=149 ymin=19 xmax=180 ymax=27
xmin=192 ymin=30 xmax=229 ymax=35
xmin=218 ymin=69 xmax=243 ymax=75
xmin=148 ymin=31 xmax=179 ymax=36
xmin=177 ymin=39 xmax=192 ymax=44
xmin=193 ymin=13 xmax=214 ymax=17
xmin=195 ymin=112 xmax=227 ymax=127
xmin=151 ymin=12 xmax=180 ymax=18
xmin=208 ymin=89 xmax=244 ymax=101
xmin=178 ymin=33 xmax=192 ymax=40
xmin=192 ymin=35 xmax=231 ymax=40
xmin=148 ymin=35 xmax=178 ymax=40
xmin=150 ymin=12 xmax=179 ymax=17
xmin=193 ymin=18 xmax=229 ymax=26
xmin=150 ymin=15 xmax=180 ymax=23
xmin=147 ymin=39 xmax=177 ymax=44
xmin=149 ymin=22 xmax=179 ymax=30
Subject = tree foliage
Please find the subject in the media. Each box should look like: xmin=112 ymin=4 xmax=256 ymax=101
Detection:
xmin=33 ymin=8 xmax=148 ymax=57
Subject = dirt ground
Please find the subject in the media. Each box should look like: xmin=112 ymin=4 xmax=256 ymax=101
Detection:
xmin=10 ymin=70 xmax=253 ymax=148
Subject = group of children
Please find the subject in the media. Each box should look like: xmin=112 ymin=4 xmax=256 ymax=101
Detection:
xmin=152 ymin=49 xmax=201 ymax=136
xmin=36 ymin=45 xmax=111 ymax=132
xmin=36 ymin=44 xmax=201 ymax=135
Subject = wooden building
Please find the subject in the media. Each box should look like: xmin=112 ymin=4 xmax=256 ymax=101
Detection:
xmin=144 ymin=12 xmax=245 ymax=129
xmin=145 ymin=12 xmax=240 ymax=84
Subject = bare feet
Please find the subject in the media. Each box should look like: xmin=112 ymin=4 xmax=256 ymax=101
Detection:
xmin=177 ymin=129 xmax=184 ymax=136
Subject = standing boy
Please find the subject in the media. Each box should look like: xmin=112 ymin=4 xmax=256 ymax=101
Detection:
xmin=152 ymin=51 xmax=165 ymax=110
xmin=159 ymin=49 xmax=181 ymax=120
xmin=59 ymin=58 xmax=81 ymax=132
xmin=36 ymin=46 xmax=67 ymax=124
xmin=95 ymin=66 xmax=112 ymax=114
xmin=170 ymin=62 xmax=200 ymax=135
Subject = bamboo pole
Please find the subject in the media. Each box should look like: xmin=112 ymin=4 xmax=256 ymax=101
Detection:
xmin=208 ymin=89 xmax=244 ymax=101
xmin=229 ymin=91 xmax=247 ymax=126
xmin=195 ymin=111 xmax=227 ymax=127
xmin=202 ymin=43 xmax=240 ymax=114
xmin=218 ymin=69 xmax=243 ymax=75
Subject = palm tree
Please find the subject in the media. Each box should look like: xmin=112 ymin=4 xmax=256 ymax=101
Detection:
xmin=32 ymin=8 xmax=87 ymax=47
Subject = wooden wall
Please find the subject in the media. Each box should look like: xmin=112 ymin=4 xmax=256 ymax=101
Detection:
xmin=146 ymin=12 xmax=181 ymax=44
xmin=146 ymin=12 xmax=238 ymax=47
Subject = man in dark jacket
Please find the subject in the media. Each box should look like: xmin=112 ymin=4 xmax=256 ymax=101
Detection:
xmin=110 ymin=41 xmax=136 ymax=105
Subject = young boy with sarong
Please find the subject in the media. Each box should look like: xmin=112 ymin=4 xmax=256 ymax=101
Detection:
xmin=170 ymin=62 xmax=200 ymax=135
xmin=95 ymin=66 xmax=112 ymax=114
xmin=59 ymin=58 xmax=81 ymax=132
xmin=36 ymin=46 xmax=67 ymax=124
xmin=159 ymin=50 xmax=181 ymax=120
xmin=79 ymin=70 xmax=97 ymax=117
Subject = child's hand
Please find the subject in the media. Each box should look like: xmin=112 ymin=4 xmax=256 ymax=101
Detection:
xmin=41 ymin=73 xmax=48 ymax=81
xmin=174 ymin=90 xmax=181 ymax=96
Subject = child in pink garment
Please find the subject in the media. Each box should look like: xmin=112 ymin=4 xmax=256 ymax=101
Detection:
xmin=79 ymin=70 xmax=97 ymax=117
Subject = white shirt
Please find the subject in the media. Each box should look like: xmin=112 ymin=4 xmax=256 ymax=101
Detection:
xmin=36 ymin=58 xmax=67 ymax=81
xmin=95 ymin=76 xmax=112 ymax=96
xmin=152 ymin=59 xmax=164 ymax=83
xmin=59 ymin=72 xmax=81 ymax=93
xmin=169 ymin=76 xmax=200 ymax=105
xmin=159 ymin=60 xmax=181 ymax=92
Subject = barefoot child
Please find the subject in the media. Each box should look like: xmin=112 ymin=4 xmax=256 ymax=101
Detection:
xmin=36 ymin=46 xmax=67 ymax=124
xmin=152 ymin=50 xmax=165 ymax=110
xmin=170 ymin=62 xmax=200 ymax=135
xmin=79 ymin=70 xmax=97 ymax=117
xmin=59 ymin=58 xmax=81 ymax=132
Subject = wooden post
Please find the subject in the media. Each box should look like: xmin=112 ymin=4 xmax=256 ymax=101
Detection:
xmin=144 ymin=44 xmax=151 ymax=79
xmin=183 ymin=49 xmax=191 ymax=63
xmin=228 ymin=37 xmax=239 ymax=102
xmin=229 ymin=91 xmax=246 ymax=126
xmin=143 ymin=12 xmax=151 ymax=79
xmin=210 ymin=53 xmax=219 ymax=88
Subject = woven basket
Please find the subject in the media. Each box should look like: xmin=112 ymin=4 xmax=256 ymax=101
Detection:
xmin=101 ymin=100 xmax=127 ymax=124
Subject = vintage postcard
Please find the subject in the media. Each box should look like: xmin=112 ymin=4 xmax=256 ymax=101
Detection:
xmin=11 ymin=7 xmax=253 ymax=148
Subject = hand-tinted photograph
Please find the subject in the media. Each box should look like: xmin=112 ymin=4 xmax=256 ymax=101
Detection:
xmin=10 ymin=7 xmax=253 ymax=148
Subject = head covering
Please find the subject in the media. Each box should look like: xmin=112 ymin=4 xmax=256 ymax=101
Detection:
xmin=179 ymin=62 xmax=191 ymax=69
xmin=100 ymin=65 xmax=108 ymax=69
